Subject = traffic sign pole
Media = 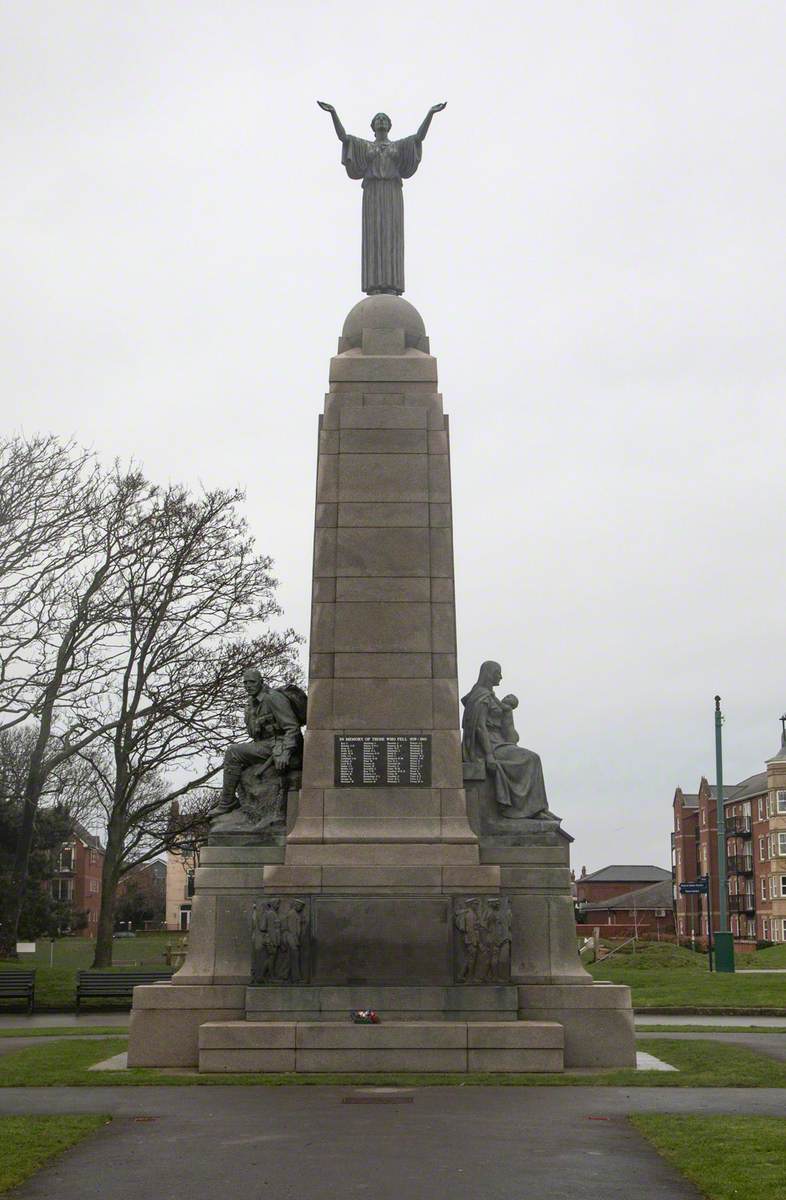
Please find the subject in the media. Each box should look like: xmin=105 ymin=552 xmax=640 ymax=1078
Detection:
xmin=714 ymin=696 xmax=735 ymax=973
xmin=715 ymin=696 xmax=728 ymax=933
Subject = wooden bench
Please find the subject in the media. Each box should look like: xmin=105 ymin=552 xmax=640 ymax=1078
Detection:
xmin=75 ymin=968 xmax=174 ymax=1011
xmin=0 ymin=970 xmax=36 ymax=1013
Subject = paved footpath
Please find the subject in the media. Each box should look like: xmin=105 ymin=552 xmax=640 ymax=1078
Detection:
xmin=2 ymin=1087 xmax=786 ymax=1200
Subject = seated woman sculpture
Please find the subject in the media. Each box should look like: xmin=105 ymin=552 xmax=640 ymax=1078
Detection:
xmin=461 ymin=661 xmax=556 ymax=820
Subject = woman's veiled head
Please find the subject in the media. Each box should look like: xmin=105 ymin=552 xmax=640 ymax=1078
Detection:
xmin=478 ymin=661 xmax=502 ymax=688
xmin=370 ymin=112 xmax=392 ymax=138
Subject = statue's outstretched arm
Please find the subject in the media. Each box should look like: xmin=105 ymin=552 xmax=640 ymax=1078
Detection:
xmin=416 ymin=101 xmax=447 ymax=142
xmin=317 ymin=101 xmax=347 ymax=143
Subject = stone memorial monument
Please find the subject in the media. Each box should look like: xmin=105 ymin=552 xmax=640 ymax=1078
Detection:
xmin=128 ymin=103 xmax=635 ymax=1073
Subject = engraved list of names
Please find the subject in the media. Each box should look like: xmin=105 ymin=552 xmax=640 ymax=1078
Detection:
xmin=334 ymin=736 xmax=431 ymax=787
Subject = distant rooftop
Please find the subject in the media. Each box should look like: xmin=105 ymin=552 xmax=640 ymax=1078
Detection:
xmin=582 ymin=879 xmax=673 ymax=911
xmin=707 ymin=784 xmax=739 ymax=799
xmin=724 ymin=772 xmax=768 ymax=803
xmin=73 ymin=820 xmax=104 ymax=853
xmin=580 ymin=864 xmax=671 ymax=884
xmin=766 ymin=727 xmax=786 ymax=764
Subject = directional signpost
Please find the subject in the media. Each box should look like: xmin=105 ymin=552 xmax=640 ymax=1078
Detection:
xmin=679 ymin=877 xmax=709 ymax=896
xmin=680 ymin=876 xmax=712 ymax=970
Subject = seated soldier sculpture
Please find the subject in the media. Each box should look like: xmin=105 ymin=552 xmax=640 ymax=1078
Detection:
xmin=211 ymin=668 xmax=306 ymax=831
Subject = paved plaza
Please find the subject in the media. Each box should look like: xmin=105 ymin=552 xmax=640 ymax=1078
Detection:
xmin=1 ymin=1084 xmax=785 ymax=1199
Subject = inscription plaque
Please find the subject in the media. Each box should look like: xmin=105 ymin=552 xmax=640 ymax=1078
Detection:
xmin=334 ymin=735 xmax=431 ymax=787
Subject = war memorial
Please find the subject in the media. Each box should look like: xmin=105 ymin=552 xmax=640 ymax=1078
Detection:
xmin=128 ymin=102 xmax=636 ymax=1074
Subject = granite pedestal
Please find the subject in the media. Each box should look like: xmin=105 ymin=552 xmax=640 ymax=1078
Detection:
xmin=127 ymin=296 xmax=635 ymax=1072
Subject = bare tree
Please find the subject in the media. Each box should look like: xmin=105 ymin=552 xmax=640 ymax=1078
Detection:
xmin=0 ymin=727 xmax=102 ymax=939
xmin=73 ymin=484 xmax=301 ymax=966
xmin=0 ymin=727 xmax=100 ymax=830
xmin=0 ymin=435 xmax=155 ymax=954
xmin=0 ymin=435 xmax=104 ymax=731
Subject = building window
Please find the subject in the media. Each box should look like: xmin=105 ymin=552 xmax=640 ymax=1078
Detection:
xmin=771 ymin=876 xmax=778 ymax=900
xmin=782 ymin=919 xmax=786 ymax=942
xmin=759 ymin=837 xmax=768 ymax=861
xmin=679 ymin=918 xmax=684 ymax=934
xmin=51 ymin=878 xmax=73 ymax=902
xmin=758 ymin=797 xmax=766 ymax=821
xmin=763 ymin=918 xmax=769 ymax=940
xmin=780 ymin=876 xmax=786 ymax=898
xmin=762 ymin=878 xmax=768 ymax=901
xmin=89 ymin=879 xmax=99 ymax=894
xmin=779 ymin=833 xmax=786 ymax=857
xmin=57 ymin=845 xmax=74 ymax=873
xmin=89 ymin=849 xmax=97 ymax=864
xmin=776 ymin=790 xmax=786 ymax=814
xmin=701 ymin=808 xmax=706 ymax=826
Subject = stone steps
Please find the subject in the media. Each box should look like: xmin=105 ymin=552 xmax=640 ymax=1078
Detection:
xmin=245 ymin=984 xmax=519 ymax=1023
xmin=197 ymin=1019 xmax=564 ymax=1074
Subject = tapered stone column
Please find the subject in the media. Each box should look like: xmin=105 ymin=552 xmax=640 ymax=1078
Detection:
xmin=278 ymin=294 xmax=497 ymax=898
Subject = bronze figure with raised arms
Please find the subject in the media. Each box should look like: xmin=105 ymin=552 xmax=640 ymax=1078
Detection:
xmin=317 ymin=100 xmax=446 ymax=296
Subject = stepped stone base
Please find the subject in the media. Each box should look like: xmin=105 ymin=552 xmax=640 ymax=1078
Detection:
xmin=246 ymin=984 xmax=518 ymax=1022
xmin=127 ymin=983 xmax=245 ymax=1068
xmin=198 ymin=1020 xmax=564 ymax=1074
xmin=518 ymin=982 xmax=636 ymax=1067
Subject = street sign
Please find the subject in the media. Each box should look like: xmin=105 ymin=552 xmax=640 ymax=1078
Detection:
xmin=679 ymin=877 xmax=709 ymax=896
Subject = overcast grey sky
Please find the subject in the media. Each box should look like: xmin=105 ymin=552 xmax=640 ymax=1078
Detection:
xmin=3 ymin=1 xmax=785 ymax=871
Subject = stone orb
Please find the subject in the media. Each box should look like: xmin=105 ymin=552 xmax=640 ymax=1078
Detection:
xmin=341 ymin=295 xmax=427 ymax=350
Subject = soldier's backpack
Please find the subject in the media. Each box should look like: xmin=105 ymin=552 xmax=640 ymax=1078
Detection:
xmin=279 ymin=682 xmax=308 ymax=727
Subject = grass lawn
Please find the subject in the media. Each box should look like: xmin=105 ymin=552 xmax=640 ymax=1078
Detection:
xmin=1 ymin=1035 xmax=786 ymax=1088
xmin=631 ymin=1115 xmax=786 ymax=1200
xmin=636 ymin=1024 xmax=786 ymax=1033
xmin=742 ymin=943 xmax=786 ymax=969
xmin=589 ymin=942 xmax=786 ymax=1011
xmin=0 ymin=1026 xmax=126 ymax=1038
xmin=0 ymin=933 xmax=176 ymax=1011
xmin=0 ymin=1115 xmax=110 ymax=1194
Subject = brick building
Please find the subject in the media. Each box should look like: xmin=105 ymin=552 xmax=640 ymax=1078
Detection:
xmin=578 ymin=879 xmax=676 ymax=939
xmin=575 ymin=864 xmax=671 ymax=905
xmin=115 ymin=859 xmax=167 ymax=929
xmin=48 ymin=821 xmax=104 ymax=937
xmin=165 ymin=852 xmax=192 ymax=931
xmin=672 ymin=721 xmax=786 ymax=951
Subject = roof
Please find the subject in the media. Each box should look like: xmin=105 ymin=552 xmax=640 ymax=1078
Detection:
xmin=724 ymin=772 xmax=768 ymax=803
xmin=706 ymin=784 xmax=739 ymax=800
xmin=579 ymin=865 xmax=671 ymax=884
xmin=766 ymin=729 xmax=786 ymax=764
xmin=73 ymin=821 xmax=104 ymax=852
xmin=582 ymin=879 xmax=674 ymax=912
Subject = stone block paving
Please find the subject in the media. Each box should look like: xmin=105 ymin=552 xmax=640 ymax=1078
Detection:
xmin=3 ymin=1087 xmax=786 ymax=1199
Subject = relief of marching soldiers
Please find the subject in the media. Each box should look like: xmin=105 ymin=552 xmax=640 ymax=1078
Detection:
xmin=251 ymin=898 xmax=309 ymax=984
xmin=454 ymin=896 xmax=512 ymax=983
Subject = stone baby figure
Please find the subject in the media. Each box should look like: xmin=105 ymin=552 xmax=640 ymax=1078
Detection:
xmin=499 ymin=694 xmax=519 ymax=745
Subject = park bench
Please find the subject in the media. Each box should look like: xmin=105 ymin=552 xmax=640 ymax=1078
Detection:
xmin=0 ymin=970 xmax=36 ymax=1013
xmin=75 ymin=968 xmax=174 ymax=1011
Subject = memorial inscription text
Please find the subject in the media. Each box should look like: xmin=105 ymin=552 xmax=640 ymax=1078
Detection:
xmin=334 ymin=735 xmax=431 ymax=787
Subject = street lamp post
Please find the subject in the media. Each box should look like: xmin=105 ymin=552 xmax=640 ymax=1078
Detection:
xmin=715 ymin=695 xmax=728 ymax=932
xmin=714 ymin=695 xmax=735 ymax=972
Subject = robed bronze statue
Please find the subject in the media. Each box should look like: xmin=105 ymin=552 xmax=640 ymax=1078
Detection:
xmin=461 ymin=661 xmax=557 ymax=821
xmin=317 ymin=101 xmax=447 ymax=296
